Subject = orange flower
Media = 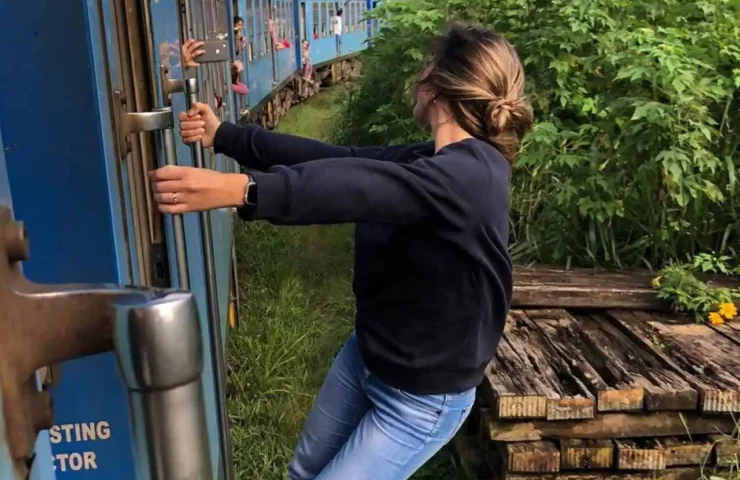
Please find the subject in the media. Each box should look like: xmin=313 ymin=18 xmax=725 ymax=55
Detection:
xmin=718 ymin=302 xmax=737 ymax=320
xmin=708 ymin=312 xmax=724 ymax=325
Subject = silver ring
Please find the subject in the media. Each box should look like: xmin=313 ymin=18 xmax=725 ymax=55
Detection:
xmin=172 ymin=192 xmax=179 ymax=204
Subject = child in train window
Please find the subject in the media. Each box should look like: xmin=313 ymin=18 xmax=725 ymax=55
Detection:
xmin=231 ymin=60 xmax=249 ymax=96
xmin=302 ymin=39 xmax=313 ymax=82
xmin=234 ymin=16 xmax=247 ymax=55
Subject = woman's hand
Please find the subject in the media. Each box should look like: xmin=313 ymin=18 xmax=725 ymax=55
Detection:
xmin=179 ymin=102 xmax=221 ymax=148
xmin=181 ymin=39 xmax=205 ymax=67
xmin=149 ymin=166 xmax=249 ymax=214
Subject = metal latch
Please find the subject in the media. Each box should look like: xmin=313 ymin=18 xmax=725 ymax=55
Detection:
xmin=112 ymin=92 xmax=176 ymax=160
xmin=0 ymin=207 xmax=210 ymax=479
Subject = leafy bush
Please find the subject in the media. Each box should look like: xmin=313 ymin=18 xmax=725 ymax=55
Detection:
xmin=335 ymin=0 xmax=740 ymax=269
xmin=653 ymin=260 xmax=740 ymax=325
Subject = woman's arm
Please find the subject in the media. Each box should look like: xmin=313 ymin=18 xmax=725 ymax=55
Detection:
xmin=149 ymin=152 xmax=487 ymax=228
xmin=213 ymin=122 xmax=411 ymax=171
xmin=237 ymin=153 xmax=483 ymax=227
xmin=180 ymin=102 xmax=428 ymax=171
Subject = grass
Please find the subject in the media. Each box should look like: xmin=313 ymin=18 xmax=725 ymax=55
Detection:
xmin=227 ymin=86 xmax=465 ymax=479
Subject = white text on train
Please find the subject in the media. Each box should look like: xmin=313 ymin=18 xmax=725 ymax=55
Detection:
xmin=50 ymin=421 xmax=111 ymax=472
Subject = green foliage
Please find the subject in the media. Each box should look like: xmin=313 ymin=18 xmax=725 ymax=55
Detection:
xmin=652 ymin=253 xmax=740 ymax=322
xmin=335 ymin=0 xmax=740 ymax=269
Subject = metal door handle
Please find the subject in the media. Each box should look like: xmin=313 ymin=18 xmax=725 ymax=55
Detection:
xmin=113 ymin=96 xmax=190 ymax=290
xmin=113 ymin=291 xmax=212 ymax=480
xmin=0 ymin=208 xmax=204 ymax=478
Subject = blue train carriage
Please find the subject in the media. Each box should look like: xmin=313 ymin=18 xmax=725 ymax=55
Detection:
xmin=232 ymin=0 xmax=376 ymax=128
xmin=0 ymin=0 xmax=240 ymax=478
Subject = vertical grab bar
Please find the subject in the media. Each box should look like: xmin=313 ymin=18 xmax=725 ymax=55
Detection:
xmin=184 ymin=75 xmax=234 ymax=480
xmin=113 ymin=291 xmax=212 ymax=480
xmin=153 ymin=108 xmax=190 ymax=290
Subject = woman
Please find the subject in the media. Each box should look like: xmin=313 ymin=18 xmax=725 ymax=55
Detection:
xmin=151 ymin=23 xmax=533 ymax=480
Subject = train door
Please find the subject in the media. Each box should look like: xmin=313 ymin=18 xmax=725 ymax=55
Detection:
xmin=0 ymin=0 xmax=234 ymax=478
xmin=142 ymin=0 xmax=236 ymax=479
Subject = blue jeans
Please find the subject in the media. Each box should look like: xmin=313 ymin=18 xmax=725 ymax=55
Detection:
xmin=288 ymin=334 xmax=475 ymax=479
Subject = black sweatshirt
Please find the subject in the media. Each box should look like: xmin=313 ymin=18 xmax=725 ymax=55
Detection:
xmin=214 ymin=122 xmax=513 ymax=394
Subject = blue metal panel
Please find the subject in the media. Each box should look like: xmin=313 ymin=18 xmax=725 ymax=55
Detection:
xmin=0 ymin=128 xmax=17 ymax=480
xmin=248 ymin=56 xmax=276 ymax=107
xmin=309 ymin=35 xmax=337 ymax=65
xmin=340 ymin=31 xmax=366 ymax=55
xmin=276 ymin=48 xmax=298 ymax=85
xmin=0 ymin=1 xmax=137 ymax=479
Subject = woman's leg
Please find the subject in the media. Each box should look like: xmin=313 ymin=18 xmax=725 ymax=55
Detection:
xmin=288 ymin=334 xmax=372 ymax=480
xmin=314 ymin=375 xmax=475 ymax=480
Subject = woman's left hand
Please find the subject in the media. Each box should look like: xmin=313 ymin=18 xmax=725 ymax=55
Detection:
xmin=149 ymin=165 xmax=248 ymax=214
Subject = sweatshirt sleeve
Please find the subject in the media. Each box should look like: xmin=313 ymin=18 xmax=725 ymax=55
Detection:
xmin=213 ymin=121 xmax=397 ymax=171
xmin=238 ymin=153 xmax=482 ymax=228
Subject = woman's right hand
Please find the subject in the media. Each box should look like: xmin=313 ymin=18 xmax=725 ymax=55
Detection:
xmin=179 ymin=102 xmax=221 ymax=148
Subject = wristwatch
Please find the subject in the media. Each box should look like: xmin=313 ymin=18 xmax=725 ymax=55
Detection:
xmin=241 ymin=173 xmax=258 ymax=218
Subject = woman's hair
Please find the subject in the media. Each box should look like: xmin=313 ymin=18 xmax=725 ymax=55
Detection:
xmin=418 ymin=23 xmax=533 ymax=165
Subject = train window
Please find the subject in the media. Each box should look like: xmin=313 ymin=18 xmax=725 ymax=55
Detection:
xmin=286 ymin=2 xmax=291 ymax=40
xmin=346 ymin=3 xmax=351 ymax=33
xmin=281 ymin=2 xmax=287 ymax=39
xmin=321 ymin=3 xmax=327 ymax=37
xmin=346 ymin=2 xmax=352 ymax=32
xmin=245 ymin=0 xmax=254 ymax=59
xmin=312 ymin=2 xmax=319 ymax=38
xmin=292 ymin=2 xmax=296 ymax=39
xmin=347 ymin=2 xmax=353 ymax=32
xmin=262 ymin=0 xmax=269 ymax=54
xmin=276 ymin=2 xmax=282 ymax=39
xmin=255 ymin=0 xmax=262 ymax=55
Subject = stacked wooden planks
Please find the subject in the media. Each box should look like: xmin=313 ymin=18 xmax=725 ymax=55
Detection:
xmin=457 ymin=267 xmax=740 ymax=480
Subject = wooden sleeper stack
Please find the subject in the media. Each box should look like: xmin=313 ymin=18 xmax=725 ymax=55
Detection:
xmin=460 ymin=305 xmax=740 ymax=480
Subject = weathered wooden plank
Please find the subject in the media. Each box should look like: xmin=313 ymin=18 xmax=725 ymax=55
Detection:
xmin=606 ymin=310 xmax=740 ymax=413
xmin=587 ymin=312 xmax=698 ymax=411
xmin=500 ymin=441 xmax=561 ymax=473
xmin=512 ymin=266 xmax=663 ymax=310
xmin=480 ymin=408 xmax=737 ymax=443
xmin=527 ymin=309 xmax=642 ymax=412
xmin=513 ymin=267 xmax=656 ymax=287
xmin=712 ymin=322 xmax=740 ymax=347
xmin=529 ymin=309 xmax=694 ymax=412
xmin=483 ymin=342 xmax=549 ymax=420
xmin=658 ymin=437 xmax=713 ymax=467
xmin=511 ymin=265 xmax=740 ymax=310
xmin=501 ymin=467 xmax=721 ymax=480
xmin=709 ymin=434 xmax=740 ymax=467
xmin=483 ymin=311 xmax=594 ymax=420
xmin=559 ymin=439 xmax=614 ymax=470
xmin=615 ymin=439 xmax=666 ymax=471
